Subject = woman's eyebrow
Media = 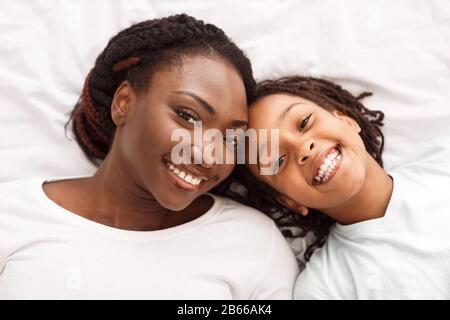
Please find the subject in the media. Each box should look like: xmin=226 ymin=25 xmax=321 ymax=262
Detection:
xmin=231 ymin=119 xmax=248 ymax=127
xmin=277 ymin=102 xmax=305 ymax=124
xmin=171 ymin=90 xmax=216 ymax=115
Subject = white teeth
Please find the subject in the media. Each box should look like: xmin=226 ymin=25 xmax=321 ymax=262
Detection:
xmin=326 ymin=154 xmax=337 ymax=161
xmin=314 ymin=148 xmax=341 ymax=184
xmin=166 ymin=161 xmax=203 ymax=186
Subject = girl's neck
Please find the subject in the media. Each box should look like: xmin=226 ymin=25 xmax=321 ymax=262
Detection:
xmin=323 ymin=156 xmax=393 ymax=225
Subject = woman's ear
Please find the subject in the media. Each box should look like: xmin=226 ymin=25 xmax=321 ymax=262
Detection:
xmin=332 ymin=110 xmax=361 ymax=133
xmin=277 ymin=194 xmax=309 ymax=216
xmin=111 ymin=81 xmax=134 ymax=126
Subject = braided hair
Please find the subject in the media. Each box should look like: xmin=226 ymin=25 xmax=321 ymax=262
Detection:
xmin=232 ymin=76 xmax=385 ymax=261
xmin=68 ymin=14 xmax=256 ymax=164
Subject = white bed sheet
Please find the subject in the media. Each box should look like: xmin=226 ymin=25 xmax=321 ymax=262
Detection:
xmin=1 ymin=0 xmax=449 ymax=259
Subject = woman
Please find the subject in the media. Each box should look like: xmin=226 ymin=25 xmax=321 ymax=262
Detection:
xmin=243 ymin=76 xmax=450 ymax=299
xmin=0 ymin=15 xmax=298 ymax=299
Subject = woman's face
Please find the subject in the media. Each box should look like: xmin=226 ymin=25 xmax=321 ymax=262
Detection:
xmin=112 ymin=55 xmax=248 ymax=210
xmin=247 ymin=93 xmax=370 ymax=212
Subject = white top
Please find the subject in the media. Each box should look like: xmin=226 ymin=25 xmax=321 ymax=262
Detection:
xmin=0 ymin=177 xmax=299 ymax=300
xmin=294 ymin=137 xmax=450 ymax=299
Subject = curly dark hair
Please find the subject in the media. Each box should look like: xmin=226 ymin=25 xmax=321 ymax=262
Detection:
xmin=223 ymin=76 xmax=385 ymax=262
xmin=67 ymin=14 xmax=256 ymax=165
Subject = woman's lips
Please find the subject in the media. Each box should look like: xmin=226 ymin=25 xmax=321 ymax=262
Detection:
xmin=164 ymin=160 xmax=206 ymax=192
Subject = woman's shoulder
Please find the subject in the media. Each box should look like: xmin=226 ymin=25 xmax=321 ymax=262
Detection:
xmin=0 ymin=176 xmax=43 ymax=199
xmin=211 ymin=194 xmax=275 ymax=227
xmin=0 ymin=175 xmax=89 ymax=219
xmin=0 ymin=175 xmax=82 ymax=199
xmin=0 ymin=177 xmax=52 ymax=242
xmin=206 ymin=194 xmax=285 ymax=249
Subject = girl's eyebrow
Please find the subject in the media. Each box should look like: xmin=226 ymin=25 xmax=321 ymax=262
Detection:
xmin=277 ymin=102 xmax=306 ymax=124
xmin=171 ymin=90 xmax=216 ymax=115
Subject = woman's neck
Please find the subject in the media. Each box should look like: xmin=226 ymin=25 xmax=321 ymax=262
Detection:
xmin=322 ymin=156 xmax=394 ymax=225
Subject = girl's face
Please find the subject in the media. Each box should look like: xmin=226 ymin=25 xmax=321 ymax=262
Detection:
xmin=247 ymin=93 xmax=370 ymax=212
xmin=111 ymin=55 xmax=248 ymax=210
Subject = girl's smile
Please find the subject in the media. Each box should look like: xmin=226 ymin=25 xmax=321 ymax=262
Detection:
xmin=312 ymin=145 xmax=342 ymax=186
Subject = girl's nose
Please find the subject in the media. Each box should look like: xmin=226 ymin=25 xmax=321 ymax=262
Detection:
xmin=297 ymin=139 xmax=315 ymax=165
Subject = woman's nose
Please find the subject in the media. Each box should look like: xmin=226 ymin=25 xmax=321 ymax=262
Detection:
xmin=297 ymin=139 xmax=315 ymax=165
xmin=191 ymin=143 xmax=214 ymax=169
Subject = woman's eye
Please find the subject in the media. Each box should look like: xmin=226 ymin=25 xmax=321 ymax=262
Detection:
xmin=298 ymin=113 xmax=312 ymax=131
xmin=176 ymin=108 xmax=200 ymax=124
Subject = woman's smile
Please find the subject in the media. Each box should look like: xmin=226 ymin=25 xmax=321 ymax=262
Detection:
xmin=164 ymin=159 xmax=208 ymax=192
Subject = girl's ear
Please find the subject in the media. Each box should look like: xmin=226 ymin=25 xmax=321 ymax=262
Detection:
xmin=277 ymin=194 xmax=309 ymax=216
xmin=332 ymin=110 xmax=361 ymax=133
xmin=111 ymin=81 xmax=134 ymax=126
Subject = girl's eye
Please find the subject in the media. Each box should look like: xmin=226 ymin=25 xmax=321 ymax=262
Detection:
xmin=273 ymin=156 xmax=285 ymax=175
xmin=298 ymin=113 xmax=312 ymax=131
xmin=176 ymin=108 xmax=200 ymax=124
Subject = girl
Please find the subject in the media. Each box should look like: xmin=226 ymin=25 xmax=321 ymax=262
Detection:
xmin=0 ymin=15 xmax=298 ymax=299
xmin=243 ymin=76 xmax=450 ymax=299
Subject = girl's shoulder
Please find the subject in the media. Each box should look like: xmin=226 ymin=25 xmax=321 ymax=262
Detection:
xmin=387 ymin=136 xmax=450 ymax=186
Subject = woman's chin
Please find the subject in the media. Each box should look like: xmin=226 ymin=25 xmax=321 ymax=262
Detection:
xmin=155 ymin=191 xmax=194 ymax=211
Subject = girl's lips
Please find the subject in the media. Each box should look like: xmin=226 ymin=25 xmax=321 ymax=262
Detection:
xmin=317 ymin=151 xmax=342 ymax=186
xmin=312 ymin=145 xmax=343 ymax=186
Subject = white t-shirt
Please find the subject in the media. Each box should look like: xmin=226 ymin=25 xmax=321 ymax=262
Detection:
xmin=294 ymin=137 xmax=450 ymax=299
xmin=0 ymin=177 xmax=299 ymax=300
